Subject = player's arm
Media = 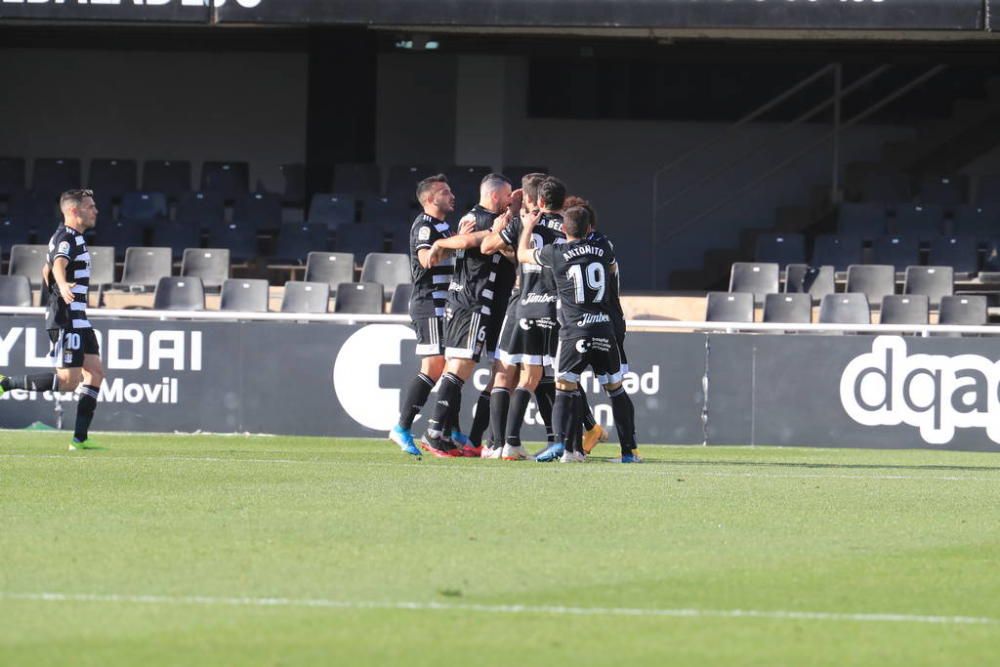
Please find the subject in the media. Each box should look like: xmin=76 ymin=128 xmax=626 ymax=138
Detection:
xmin=41 ymin=262 xmax=51 ymax=290
xmin=480 ymin=209 xmax=514 ymax=255
xmin=50 ymin=256 xmax=76 ymax=305
xmin=516 ymin=210 xmax=543 ymax=265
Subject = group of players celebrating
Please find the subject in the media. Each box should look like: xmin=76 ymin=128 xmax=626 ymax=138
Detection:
xmin=389 ymin=172 xmax=641 ymax=463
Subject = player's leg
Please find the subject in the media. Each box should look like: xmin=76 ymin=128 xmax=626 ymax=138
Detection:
xmin=72 ymin=335 xmax=105 ymax=448
xmin=502 ymin=362 xmax=541 ymax=460
xmin=468 ymin=372 xmax=494 ymax=452
xmin=488 ymin=358 xmax=515 ymax=458
xmin=598 ymin=343 xmax=639 ymax=463
xmin=390 ymin=317 xmax=445 ymax=456
xmin=580 ymin=387 xmax=609 ymax=454
xmin=422 ymin=309 xmax=484 ymax=457
xmin=536 ymin=337 xmax=585 ymax=462
xmin=0 ymin=329 xmax=76 ymax=395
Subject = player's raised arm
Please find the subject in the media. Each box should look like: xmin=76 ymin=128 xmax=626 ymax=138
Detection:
xmin=516 ymin=209 xmax=542 ymax=264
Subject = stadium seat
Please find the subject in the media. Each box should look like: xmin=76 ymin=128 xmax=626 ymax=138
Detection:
xmin=207 ymin=223 xmax=258 ymax=263
xmin=388 ymin=229 xmax=410 ymax=254
xmin=951 ymin=205 xmax=1000 ymax=238
xmin=879 ymin=295 xmax=929 ymax=325
xmin=903 ymin=266 xmax=953 ymax=307
xmin=390 ymin=282 xmax=412 ymax=314
xmin=304 ymin=252 xmax=355 ymax=293
xmin=7 ymin=190 xmax=58 ymax=232
xmin=234 ymin=192 xmax=282 ymax=233
xmin=784 ymin=264 xmax=835 ymax=302
xmin=837 ymin=203 xmax=888 ymax=238
xmin=919 ymin=174 xmax=967 ymax=208
xmin=361 ymin=196 xmax=412 ymax=228
xmin=705 ymin=292 xmax=754 ymax=323
xmin=448 ymin=166 xmax=492 ymax=207
xmin=0 ymin=218 xmax=32 ymax=247
xmin=96 ymin=221 xmax=145 ymax=260
xmin=811 ymin=235 xmax=863 ymax=275
xmin=0 ymin=157 xmax=26 ymax=197
xmin=8 ymin=244 xmax=48 ymax=288
xmin=360 ymin=252 xmax=410 ymax=299
xmin=180 ymin=248 xmax=230 ymax=289
xmin=273 ymin=223 xmax=328 ymax=263
xmin=88 ymin=159 xmax=137 ymax=199
xmin=175 ymin=191 xmax=225 ymax=230
xmin=890 ymin=204 xmax=945 ymax=237
xmin=859 ymin=167 xmax=911 ymax=203
xmin=927 ymin=236 xmax=978 ymax=278
xmin=153 ymin=276 xmax=205 ymax=311
xmin=333 ymin=281 xmax=384 ymax=314
xmin=975 ymin=174 xmax=1000 ymax=206
xmin=142 ymin=160 xmax=192 ymax=199
xmin=32 ymin=158 xmax=81 ymax=199
xmin=120 ymin=247 xmax=172 ymax=291
xmin=334 ymin=223 xmax=385 ymax=256
xmin=307 ymin=194 xmax=356 ymax=229
xmin=728 ymin=262 xmax=778 ymax=306
xmin=819 ymin=293 xmax=871 ymax=325
xmin=88 ymin=246 xmax=116 ymax=287
xmin=938 ymin=295 xmax=987 ymax=326
xmin=281 ymin=281 xmax=330 ymax=314
xmin=386 ymin=165 xmax=438 ymax=203
xmin=872 ymin=236 xmax=920 ymax=272
xmin=201 ymin=161 xmax=249 ymax=200
xmin=845 ymin=264 xmax=895 ymax=307
xmin=220 ymin=278 xmax=269 ymax=313
xmin=280 ymin=163 xmax=306 ymax=206
xmin=503 ymin=166 xmax=548 ymax=186
xmin=0 ymin=275 xmax=32 ymax=306
xmin=120 ymin=191 xmax=168 ymax=222
xmin=762 ymin=293 xmax=811 ymax=324
xmin=332 ymin=163 xmax=381 ymax=197
xmin=753 ymin=233 xmax=806 ymax=266
xmin=151 ymin=222 xmax=202 ymax=260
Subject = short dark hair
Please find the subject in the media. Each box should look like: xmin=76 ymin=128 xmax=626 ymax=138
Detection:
xmin=59 ymin=188 xmax=94 ymax=209
xmin=537 ymin=176 xmax=566 ymax=211
xmin=416 ymin=174 xmax=448 ymax=203
xmin=562 ymin=205 xmax=592 ymax=238
xmin=480 ymin=172 xmax=511 ymax=191
xmin=521 ymin=173 xmax=547 ymax=203
xmin=564 ymin=195 xmax=597 ymax=228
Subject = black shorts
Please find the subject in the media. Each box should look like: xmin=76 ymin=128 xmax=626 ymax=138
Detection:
xmin=498 ymin=314 xmax=557 ymax=367
xmin=49 ymin=327 xmax=100 ymax=369
xmin=412 ymin=315 xmax=444 ymax=357
xmin=554 ymin=334 xmax=623 ymax=386
xmin=444 ymin=306 xmax=491 ymax=363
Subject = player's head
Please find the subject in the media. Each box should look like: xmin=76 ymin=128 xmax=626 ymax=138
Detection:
xmin=521 ymin=173 xmax=547 ymax=209
xmin=59 ymin=188 xmax=98 ymax=230
xmin=562 ymin=205 xmax=593 ymax=240
xmin=416 ymin=174 xmax=455 ymax=216
xmin=564 ymin=195 xmax=598 ymax=228
xmin=479 ymin=173 xmax=512 ymax=213
xmin=537 ymin=176 xmax=567 ymax=212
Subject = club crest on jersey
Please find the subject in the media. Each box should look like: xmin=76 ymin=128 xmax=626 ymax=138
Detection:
xmin=58 ymin=241 xmax=71 ymax=255
xmin=418 ymin=226 xmax=431 ymax=241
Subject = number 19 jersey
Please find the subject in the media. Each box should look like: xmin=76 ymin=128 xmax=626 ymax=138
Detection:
xmin=534 ymin=235 xmax=617 ymax=339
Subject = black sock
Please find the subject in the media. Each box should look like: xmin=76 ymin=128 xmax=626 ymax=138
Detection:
xmin=505 ymin=387 xmax=532 ymax=448
xmin=74 ymin=385 xmax=99 ymax=442
xmin=609 ymin=386 xmax=637 ymax=453
xmin=447 ymin=390 xmax=463 ymax=436
xmin=552 ymin=389 xmax=575 ymax=447
xmin=469 ymin=389 xmax=491 ymax=446
xmin=399 ymin=373 xmax=435 ymax=430
xmin=579 ymin=390 xmax=598 ymax=431
xmin=569 ymin=390 xmax=584 ymax=453
xmin=427 ymin=373 xmax=463 ymax=441
xmin=535 ymin=376 xmax=555 ymax=442
xmin=489 ymin=388 xmax=510 ymax=449
xmin=3 ymin=373 xmax=58 ymax=392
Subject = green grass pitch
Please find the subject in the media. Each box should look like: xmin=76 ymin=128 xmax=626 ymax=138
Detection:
xmin=2 ymin=432 xmax=1000 ymax=666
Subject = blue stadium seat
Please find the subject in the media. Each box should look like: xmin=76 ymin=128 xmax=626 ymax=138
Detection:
xmin=143 ymin=160 xmax=191 ymax=199
xmin=151 ymin=222 xmax=202 ymax=260
xmin=928 ymin=236 xmax=978 ymax=278
xmin=120 ymin=192 xmax=168 ymax=222
xmin=308 ymin=193 xmax=356 ymax=229
xmin=89 ymin=159 xmax=137 ymax=199
xmin=334 ymin=223 xmax=385 ymax=256
xmin=273 ymin=223 xmax=328 ymax=264
xmin=951 ymin=205 xmax=1000 ymax=238
xmin=975 ymin=174 xmax=1000 ymax=206
xmin=333 ymin=163 xmax=381 ymax=197
xmin=447 ymin=166 xmax=492 ymax=207
xmin=837 ymin=203 xmax=888 ymax=238
xmin=386 ymin=165 xmax=439 ymax=204
xmin=32 ymin=158 xmax=81 ymax=199
xmin=207 ymin=223 xmax=258 ymax=263
xmin=361 ymin=196 xmax=412 ymax=228
xmin=6 ymin=191 xmax=58 ymax=233
xmin=753 ymin=233 xmax=806 ymax=267
xmin=96 ymin=221 xmax=145 ymax=260
xmin=890 ymin=204 xmax=945 ymax=238
xmin=0 ymin=157 xmax=26 ymax=197
xmin=918 ymin=174 xmax=967 ymax=208
xmin=0 ymin=218 xmax=33 ymax=247
xmin=280 ymin=163 xmax=306 ymax=207
xmin=175 ymin=191 xmax=225 ymax=231
xmin=872 ymin=235 xmax=921 ymax=272
xmin=201 ymin=161 xmax=249 ymax=200
xmin=233 ymin=192 xmax=282 ymax=233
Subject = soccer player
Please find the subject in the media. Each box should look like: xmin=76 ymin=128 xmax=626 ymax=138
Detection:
xmin=0 ymin=189 xmax=106 ymax=450
xmin=417 ymin=174 xmax=514 ymax=457
xmin=517 ymin=204 xmax=640 ymax=463
xmin=388 ymin=175 xmax=459 ymax=457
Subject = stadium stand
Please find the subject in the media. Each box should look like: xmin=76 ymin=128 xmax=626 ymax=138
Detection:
xmin=175 ymin=191 xmax=225 ymax=230
xmin=273 ymin=223 xmax=327 ymax=264
xmin=0 ymin=218 xmax=32 ymax=247
xmin=845 ymin=264 xmax=895 ymax=307
xmin=951 ymin=205 xmax=1000 ymax=237
xmin=927 ymin=236 xmax=978 ymax=278
xmin=333 ymin=163 xmax=381 ymax=197
xmin=879 ymin=295 xmax=930 ymax=325
xmin=303 ymin=252 xmax=354 ymax=293
xmin=706 ymin=291 xmax=754 ymax=323
xmin=280 ymin=163 xmax=306 ymax=207
xmin=120 ymin=191 xmax=168 ymax=222
xmin=903 ymin=265 xmax=954 ymax=307
xmin=0 ymin=275 xmax=32 ymax=307
xmin=88 ymin=246 xmax=116 ymax=288
xmin=234 ymin=192 xmax=283 ymax=233
xmin=334 ymin=223 xmax=384 ymax=256
xmin=361 ymin=196 xmax=411 ymax=227
xmin=8 ymin=245 xmax=48 ymax=288
xmin=0 ymin=157 xmax=26 ymax=197
xmin=32 ymin=158 xmax=81 ymax=199
xmin=753 ymin=233 xmax=806 ymax=267
xmin=207 ymin=223 xmax=258 ymax=263
xmin=890 ymin=204 xmax=945 ymax=237
xmin=938 ymin=295 xmax=988 ymax=326
xmin=729 ymin=262 xmax=779 ymax=306
xmin=389 ymin=282 xmax=412 ymax=315
xmin=307 ymin=194 xmax=355 ymax=229
xmin=8 ymin=191 xmax=57 ymax=233
xmin=180 ymin=248 xmax=230 ymax=289
xmin=89 ymin=159 xmax=137 ymax=200
xmin=333 ymin=281 xmax=384 ymax=314
xmin=142 ymin=160 xmax=192 ymax=199
xmin=812 ymin=235 xmax=863 ymax=273
xmin=360 ymin=253 xmax=409 ymax=299
xmin=120 ymin=247 xmax=172 ymax=291
xmin=153 ymin=276 xmax=205 ymax=311
xmin=386 ymin=165 xmax=436 ymax=203
xmin=762 ymin=293 xmax=811 ymax=324
xmin=974 ymin=174 xmax=1000 ymax=206
xmin=871 ymin=236 xmax=921 ymax=273
xmin=280 ymin=281 xmax=329 ymax=314
xmin=819 ymin=293 xmax=871 ymax=325
xmin=837 ymin=203 xmax=888 ymax=237
xmin=201 ymin=161 xmax=250 ymax=200
xmin=784 ymin=264 xmax=835 ymax=302
xmin=97 ymin=222 xmax=145 ymax=259
xmin=220 ymin=278 xmax=269 ymax=313
xmin=151 ymin=222 xmax=202 ymax=260
xmin=919 ymin=174 xmax=967 ymax=208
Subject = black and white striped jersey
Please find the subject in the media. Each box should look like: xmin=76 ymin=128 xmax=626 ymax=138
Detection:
xmin=448 ymin=205 xmax=514 ymax=317
xmin=408 ymin=212 xmax=454 ymax=319
xmin=45 ymin=225 xmax=91 ymax=331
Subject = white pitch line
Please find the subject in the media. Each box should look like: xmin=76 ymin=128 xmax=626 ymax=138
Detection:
xmin=0 ymin=592 xmax=994 ymax=627
xmin=1 ymin=453 xmax=999 ymax=482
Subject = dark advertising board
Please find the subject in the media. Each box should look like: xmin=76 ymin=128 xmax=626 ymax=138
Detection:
xmin=0 ymin=0 xmax=210 ymax=23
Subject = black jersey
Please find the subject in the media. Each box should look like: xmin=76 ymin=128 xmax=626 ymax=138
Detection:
xmin=449 ymin=205 xmax=515 ymax=316
xmin=408 ymin=212 xmax=454 ymax=319
xmin=587 ymin=230 xmax=625 ymax=330
xmin=500 ymin=211 xmax=564 ymax=318
xmin=45 ymin=225 xmax=92 ymax=331
xmin=535 ymin=235 xmax=617 ymax=338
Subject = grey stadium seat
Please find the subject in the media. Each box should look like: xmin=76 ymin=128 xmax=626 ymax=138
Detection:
xmin=762 ymin=293 xmax=812 ymax=324
xmin=390 ymin=282 xmax=413 ymax=314
xmin=753 ymin=233 xmax=806 ymax=267
xmin=360 ymin=252 xmax=410 ymax=299
xmin=87 ymin=246 xmax=116 ymax=287
xmin=334 ymin=281 xmax=384 ymax=314
xmin=181 ymin=248 xmax=230 ymax=289
xmin=8 ymin=244 xmax=49 ymax=288
xmin=784 ymin=264 xmax=835 ymax=303
xmin=281 ymin=281 xmax=330 ymax=314
xmin=705 ymin=292 xmax=754 ymax=323
xmin=938 ymin=295 xmax=988 ymax=326
xmin=120 ymin=247 xmax=172 ymax=290
xmin=819 ymin=293 xmax=871 ymax=325
xmin=220 ymin=278 xmax=269 ymax=313
xmin=879 ymin=295 xmax=929 ymax=325
xmin=153 ymin=276 xmax=205 ymax=311
xmin=304 ymin=252 xmax=355 ymax=294
xmin=0 ymin=275 xmax=32 ymax=306
xmin=729 ymin=262 xmax=779 ymax=306
xmin=903 ymin=265 xmax=953 ymax=307
xmin=846 ymin=264 xmax=895 ymax=307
